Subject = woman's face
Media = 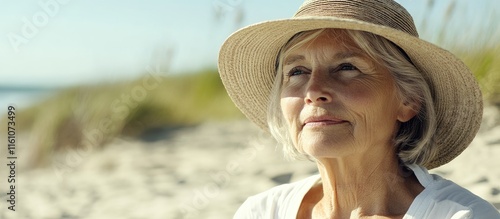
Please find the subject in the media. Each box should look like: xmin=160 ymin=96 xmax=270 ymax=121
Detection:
xmin=280 ymin=30 xmax=414 ymax=159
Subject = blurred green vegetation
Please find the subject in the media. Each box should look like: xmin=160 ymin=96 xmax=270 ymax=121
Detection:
xmin=457 ymin=45 xmax=500 ymax=105
xmin=10 ymin=69 xmax=243 ymax=167
xmin=420 ymin=0 xmax=500 ymax=105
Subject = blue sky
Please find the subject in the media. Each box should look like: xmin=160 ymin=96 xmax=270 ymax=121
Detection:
xmin=0 ymin=0 xmax=497 ymax=87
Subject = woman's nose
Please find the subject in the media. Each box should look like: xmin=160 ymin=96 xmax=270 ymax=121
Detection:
xmin=304 ymin=74 xmax=333 ymax=104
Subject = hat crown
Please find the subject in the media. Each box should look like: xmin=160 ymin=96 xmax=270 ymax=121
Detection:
xmin=295 ymin=0 xmax=419 ymax=37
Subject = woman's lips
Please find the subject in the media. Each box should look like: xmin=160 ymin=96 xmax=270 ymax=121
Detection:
xmin=303 ymin=116 xmax=347 ymax=127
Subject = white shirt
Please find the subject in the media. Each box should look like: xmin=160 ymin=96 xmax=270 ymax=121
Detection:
xmin=234 ymin=164 xmax=500 ymax=219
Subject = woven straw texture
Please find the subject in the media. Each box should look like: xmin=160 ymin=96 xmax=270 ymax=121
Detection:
xmin=218 ymin=0 xmax=482 ymax=169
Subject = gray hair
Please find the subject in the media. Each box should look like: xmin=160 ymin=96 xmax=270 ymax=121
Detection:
xmin=267 ymin=28 xmax=437 ymax=166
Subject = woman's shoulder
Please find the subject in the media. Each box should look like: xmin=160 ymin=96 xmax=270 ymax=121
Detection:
xmin=421 ymin=178 xmax=499 ymax=218
xmin=407 ymin=164 xmax=500 ymax=219
xmin=233 ymin=174 xmax=320 ymax=219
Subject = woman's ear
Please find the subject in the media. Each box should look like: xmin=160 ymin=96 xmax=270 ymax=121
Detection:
xmin=397 ymin=100 xmax=420 ymax=122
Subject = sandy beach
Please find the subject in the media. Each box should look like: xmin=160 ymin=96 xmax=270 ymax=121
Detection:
xmin=1 ymin=107 xmax=499 ymax=219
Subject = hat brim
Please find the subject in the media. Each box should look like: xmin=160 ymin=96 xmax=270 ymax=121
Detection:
xmin=218 ymin=17 xmax=483 ymax=169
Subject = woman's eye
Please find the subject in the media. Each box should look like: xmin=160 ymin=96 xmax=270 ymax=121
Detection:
xmin=339 ymin=63 xmax=357 ymax=71
xmin=287 ymin=67 xmax=306 ymax=76
xmin=334 ymin=63 xmax=362 ymax=79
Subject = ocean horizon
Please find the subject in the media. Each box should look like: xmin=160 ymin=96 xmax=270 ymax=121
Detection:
xmin=0 ymin=85 xmax=59 ymax=110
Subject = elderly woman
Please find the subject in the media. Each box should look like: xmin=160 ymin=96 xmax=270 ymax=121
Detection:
xmin=218 ymin=0 xmax=500 ymax=218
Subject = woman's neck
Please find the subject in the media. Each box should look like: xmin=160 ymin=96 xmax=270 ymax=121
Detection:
xmin=306 ymin=153 xmax=423 ymax=218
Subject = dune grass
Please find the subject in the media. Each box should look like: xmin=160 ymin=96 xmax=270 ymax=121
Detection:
xmin=8 ymin=69 xmax=243 ymax=167
xmin=425 ymin=0 xmax=500 ymax=105
xmin=458 ymin=45 xmax=500 ymax=105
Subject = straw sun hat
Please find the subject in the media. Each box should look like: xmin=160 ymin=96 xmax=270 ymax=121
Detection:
xmin=218 ymin=0 xmax=483 ymax=169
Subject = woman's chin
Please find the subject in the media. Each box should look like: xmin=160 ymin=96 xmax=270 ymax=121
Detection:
xmin=298 ymin=138 xmax=353 ymax=158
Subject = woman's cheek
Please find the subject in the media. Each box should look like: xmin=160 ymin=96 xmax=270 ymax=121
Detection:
xmin=281 ymin=97 xmax=296 ymax=119
xmin=281 ymin=96 xmax=303 ymax=127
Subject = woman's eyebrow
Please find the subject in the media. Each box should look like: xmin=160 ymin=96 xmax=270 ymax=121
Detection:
xmin=334 ymin=51 xmax=363 ymax=60
xmin=284 ymin=55 xmax=305 ymax=65
xmin=284 ymin=51 xmax=364 ymax=66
